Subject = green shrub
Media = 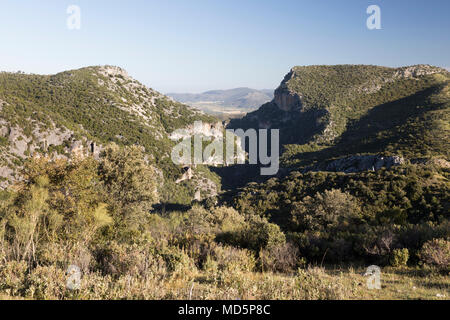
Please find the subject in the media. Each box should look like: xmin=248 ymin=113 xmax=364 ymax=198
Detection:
xmin=218 ymin=215 xmax=286 ymax=252
xmin=159 ymin=246 xmax=196 ymax=275
xmin=390 ymin=248 xmax=409 ymax=267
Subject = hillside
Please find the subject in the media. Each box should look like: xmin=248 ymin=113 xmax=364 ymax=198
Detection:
xmin=168 ymin=87 xmax=273 ymax=119
xmin=229 ymin=65 xmax=450 ymax=170
xmin=0 ymin=66 xmax=219 ymax=203
xmin=223 ymin=65 xmax=450 ymax=267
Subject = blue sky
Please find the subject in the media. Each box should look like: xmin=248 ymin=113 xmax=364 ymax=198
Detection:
xmin=0 ymin=0 xmax=449 ymax=92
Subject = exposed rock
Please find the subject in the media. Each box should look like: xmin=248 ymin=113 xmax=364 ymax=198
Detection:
xmin=0 ymin=166 xmax=15 ymax=189
xmin=8 ymin=126 xmax=30 ymax=157
xmin=0 ymin=120 xmax=9 ymax=137
xmin=274 ymin=70 xmax=303 ymax=112
xmin=169 ymin=121 xmax=224 ymax=140
xmin=195 ymin=176 xmax=218 ymax=199
xmin=176 ymin=166 xmax=194 ymax=184
xmin=412 ymin=158 xmax=450 ymax=169
xmin=394 ymin=65 xmax=448 ymax=79
xmin=97 ymin=65 xmax=131 ymax=80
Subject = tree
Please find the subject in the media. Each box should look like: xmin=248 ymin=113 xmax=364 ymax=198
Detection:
xmin=1 ymin=156 xmax=112 ymax=262
xmin=98 ymin=144 xmax=159 ymax=240
xmin=291 ymin=189 xmax=362 ymax=232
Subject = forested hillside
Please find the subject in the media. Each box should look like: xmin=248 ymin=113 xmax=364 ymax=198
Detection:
xmin=0 ymin=66 xmax=219 ymax=203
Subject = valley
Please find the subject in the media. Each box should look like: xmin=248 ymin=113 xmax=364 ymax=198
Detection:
xmin=0 ymin=64 xmax=448 ymax=300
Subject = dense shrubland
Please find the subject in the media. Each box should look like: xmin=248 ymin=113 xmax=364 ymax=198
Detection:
xmin=0 ymin=149 xmax=448 ymax=299
xmin=0 ymin=147 xmax=306 ymax=299
xmin=230 ymin=165 xmax=449 ymax=267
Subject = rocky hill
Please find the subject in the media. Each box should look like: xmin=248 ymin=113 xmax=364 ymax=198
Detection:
xmin=224 ymin=66 xmax=449 ymax=263
xmin=0 ymin=66 xmax=220 ymax=202
xmin=229 ymin=64 xmax=449 ymax=171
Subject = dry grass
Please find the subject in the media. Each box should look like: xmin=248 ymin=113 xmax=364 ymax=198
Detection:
xmin=1 ymin=265 xmax=447 ymax=300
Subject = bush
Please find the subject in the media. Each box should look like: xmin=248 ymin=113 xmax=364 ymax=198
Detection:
xmin=390 ymin=248 xmax=409 ymax=267
xmin=291 ymin=189 xmax=361 ymax=232
xmin=95 ymin=241 xmax=158 ymax=278
xmin=0 ymin=261 xmax=28 ymax=296
xmin=260 ymin=243 xmax=300 ymax=273
xmin=211 ymin=245 xmax=256 ymax=273
xmin=36 ymin=242 xmax=93 ymax=273
xmin=418 ymin=238 xmax=450 ymax=269
xmin=25 ymin=266 xmax=66 ymax=300
xmin=295 ymin=267 xmax=350 ymax=300
xmin=159 ymin=246 xmax=196 ymax=276
xmin=99 ymin=144 xmax=159 ymax=241
xmin=218 ymin=216 xmax=286 ymax=252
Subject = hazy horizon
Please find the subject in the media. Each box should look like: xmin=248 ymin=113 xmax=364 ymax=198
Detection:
xmin=1 ymin=0 xmax=449 ymax=92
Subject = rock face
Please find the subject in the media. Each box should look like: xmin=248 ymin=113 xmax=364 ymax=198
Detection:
xmin=169 ymin=121 xmax=224 ymax=140
xmin=306 ymin=155 xmax=405 ymax=173
xmin=176 ymin=166 xmax=194 ymax=183
xmin=273 ymin=70 xmax=303 ymax=112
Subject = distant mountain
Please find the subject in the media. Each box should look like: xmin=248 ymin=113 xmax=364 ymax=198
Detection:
xmin=168 ymin=88 xmax=274 ymax=119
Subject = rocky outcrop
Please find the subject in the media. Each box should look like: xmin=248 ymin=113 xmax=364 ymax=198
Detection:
xmin=0 ymin=166 xmax=15 ymax=189
xmin=394 ymin=64 xmax=448 ymax=79
xmin=97 ymin=65 xmax=131 ymax=80
xmin=175 ymin=166 xmax=194 ymax=184
xmin=169 ymin=121 xmax=224 ymax=140
xmin=175 ymin=165 xmax=218 ymax=200
xmin=273 ymin=70 xmax=303 ymax=112
xmin=0 ymin=117 xmax=105 ymax=188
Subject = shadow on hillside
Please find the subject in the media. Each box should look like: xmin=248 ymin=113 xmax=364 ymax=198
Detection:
xmin=228 ymin=102 xmax=328 ymax=146
xmin=151 ymin=203 xmax=191 ymax=214
xmin=289 ymin=85 xmax=446 ymax=167
xmin=209 ymin=164 xmax=271 ymax=191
